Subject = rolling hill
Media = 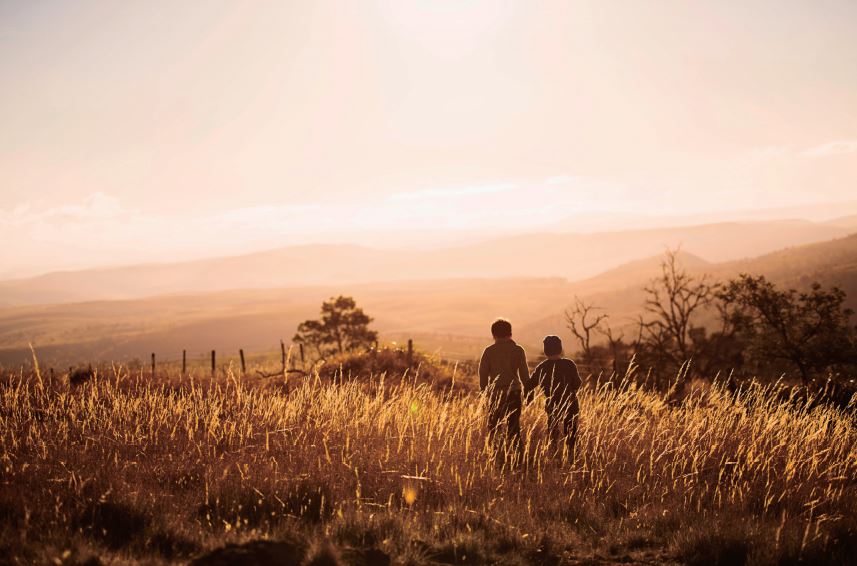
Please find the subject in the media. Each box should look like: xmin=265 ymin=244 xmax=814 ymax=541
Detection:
xmin=0 ymin=278 xmax=579 ymax=367
xmin=0 ymin=219 xmax=849 ymax=308
xmin=2 ymin=234 xmax=856 ymax=368
xmin=517 ymin=233 xmax=857 ymax=346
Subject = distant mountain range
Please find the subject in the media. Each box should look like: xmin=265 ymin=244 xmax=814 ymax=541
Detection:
xmin=1 ymin=231 xmax=856 ymax=367
xmin=0 ymin=219 xmax=850 ymax=308
xmin=551 ymin=200 xmax=857 ymax=233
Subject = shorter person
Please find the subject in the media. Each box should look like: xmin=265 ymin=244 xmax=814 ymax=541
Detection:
xmin=529 ymin=335 xmax=582 ymax=461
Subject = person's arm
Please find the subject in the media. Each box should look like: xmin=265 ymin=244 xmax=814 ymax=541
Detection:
xmin=525 ymin=362 xmax=542 ymax=404
xmin=478 ymin=349 xmax=490 ymax=391
xmin=569 ymin=360 xmax=582 ymax=391
xmin=517 ymin=347 xmax=530 ymax=390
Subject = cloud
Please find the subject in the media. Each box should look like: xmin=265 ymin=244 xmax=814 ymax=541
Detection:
xmin=214 ymin=204 xmax=323 ymax=226
xmin=0 ymin=173 xmax=713 ymax=277
xmin=802 ymin=140 xmax=857 ymax=157
xmin=389 ymin=182 xmax=516 ymax=201
xmin=0 ymin=192 xmax=123 ymax=227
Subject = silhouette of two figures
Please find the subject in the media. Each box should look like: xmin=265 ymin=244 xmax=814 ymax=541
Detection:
xmin=479 ymin=320 xmax=581 ymax=467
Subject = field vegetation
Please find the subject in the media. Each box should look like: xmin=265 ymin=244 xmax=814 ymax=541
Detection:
xmin=1 ymin=352 xmax=855 ymax=565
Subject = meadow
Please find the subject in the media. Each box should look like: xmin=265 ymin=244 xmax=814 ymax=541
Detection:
xmin=1 ymin=352 xmax=855 ymax=566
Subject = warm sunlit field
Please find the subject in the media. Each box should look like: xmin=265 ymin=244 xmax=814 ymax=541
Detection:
xmin=1 ymin=357 xmax=855 ymax=566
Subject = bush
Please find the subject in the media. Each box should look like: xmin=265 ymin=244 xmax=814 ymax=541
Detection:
xmin=316 ymin=346 xmax=474 ymax=392
xmin=69 ymin=365 xmax=95 ymax=385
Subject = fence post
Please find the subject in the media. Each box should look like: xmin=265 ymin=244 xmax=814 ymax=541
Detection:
xmin=299 ymin=343 xmax=305 ymax=371
xmin=239 ymin=349 xmax=246 ymax=376
xmin=211 ymin=350 xmax=216 ymax=377
xmin=182 ymin=350 xmax=187 ymax=375
xmin=407 ymin=339 xmax=413 ymax=371
xmin=280 ymin=340 xmax=286 ymax=370
xmin=151 ymin=353 xmax=156 ymax=379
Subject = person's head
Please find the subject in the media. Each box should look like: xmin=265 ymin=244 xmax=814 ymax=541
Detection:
xmin=543 ymin=335 xmax=563 ymax=357
xmin=491 ymin=318 xmax=513 ymax=340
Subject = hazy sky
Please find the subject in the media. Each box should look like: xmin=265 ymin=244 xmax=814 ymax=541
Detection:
xmin=2 ymin=1 xmax=857 ymax=277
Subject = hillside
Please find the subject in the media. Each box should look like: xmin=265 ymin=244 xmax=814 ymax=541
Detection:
xmin=826 ymin=214 xmax=857 ymax=231
xmin=0 ymin=279 xmax=579 ymax=366
xmin=0 ymin=219 xmax=848 ymax=307
xmin=517 ymin=233 xmax=857 ymax=346
xmin=2 ymin=234 xmax=856 ymax=368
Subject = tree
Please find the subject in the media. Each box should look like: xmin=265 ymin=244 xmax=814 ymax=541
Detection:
xmin=293 ymin=296 xmax=378 ymax=357
xmin=565 ymin=297 xmax=608 ymax=363
xmin=717 ymin=275 xmax=857 ymax=384
xmin=640 ymin=249 xmax=715 ymax=369
xmin=564 ymin=297 xmax=636 ymax=376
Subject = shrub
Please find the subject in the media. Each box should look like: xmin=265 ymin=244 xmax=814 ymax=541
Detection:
xmin=69 ymin=365 xmax=95 ymax=385
xmin=316 ymin=346 xmax=473 ymax=392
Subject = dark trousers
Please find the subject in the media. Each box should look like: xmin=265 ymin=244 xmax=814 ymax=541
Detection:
xmin=547 ymin=395 xmax=579 ymax=460
xmin=487 ymin=390 xmax=523 ymax=462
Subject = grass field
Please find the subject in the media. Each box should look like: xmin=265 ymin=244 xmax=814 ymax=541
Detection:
xmin=1 ymin=356 xmax=855 ymax=565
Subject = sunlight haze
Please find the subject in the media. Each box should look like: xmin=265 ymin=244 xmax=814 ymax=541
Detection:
xmin=4 ymin=5 xmax=857 ymax=561
xmin=2 ymin=1 xmax=857 ymax=277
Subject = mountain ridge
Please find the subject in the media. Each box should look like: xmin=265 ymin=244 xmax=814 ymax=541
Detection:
xmin=2 ymin=233 xmax=855 ymax=367
xmin=0 ymin=219 xmax=847 ymax=308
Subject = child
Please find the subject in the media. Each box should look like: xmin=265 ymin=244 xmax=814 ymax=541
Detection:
xmin=529 ymin=335 xmax=582 ymax=460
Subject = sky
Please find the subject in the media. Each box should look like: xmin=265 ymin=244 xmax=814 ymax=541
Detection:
xmin=2 ymin=0 xmax=857 ymax=278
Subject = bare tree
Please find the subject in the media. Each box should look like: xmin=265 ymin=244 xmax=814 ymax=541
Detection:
xmin=642 ymin=248 xmax=715 ymax=365
xmin=565 ymin=297 xmax=608 ymax=361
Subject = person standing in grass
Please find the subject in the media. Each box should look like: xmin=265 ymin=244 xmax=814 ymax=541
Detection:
xmin=478 ymin=318 xmax=530 ymax=463
xmin=528 ymin=335 xmax=582 ymax=461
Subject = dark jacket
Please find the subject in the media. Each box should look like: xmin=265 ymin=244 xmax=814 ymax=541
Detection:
xmin=529 ymin=358 xmax=581 ymax=408
xmin=478 ymin=339 xmax=529 ymax=394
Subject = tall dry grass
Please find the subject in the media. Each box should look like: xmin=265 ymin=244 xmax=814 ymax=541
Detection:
xmin=0 ymin=360 xmax=855 ymax=565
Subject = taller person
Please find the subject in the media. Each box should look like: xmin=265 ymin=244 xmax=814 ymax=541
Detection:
xmin=478 ymin=318 xmax=530 ymax=464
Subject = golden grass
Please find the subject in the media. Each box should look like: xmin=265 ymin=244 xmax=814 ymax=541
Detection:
xmin=0 ymin=362 xmax=855 ymax=565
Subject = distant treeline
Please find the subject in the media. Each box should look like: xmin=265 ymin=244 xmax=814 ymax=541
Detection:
xmin=566 ymin=249 xmax=857 ymax=393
